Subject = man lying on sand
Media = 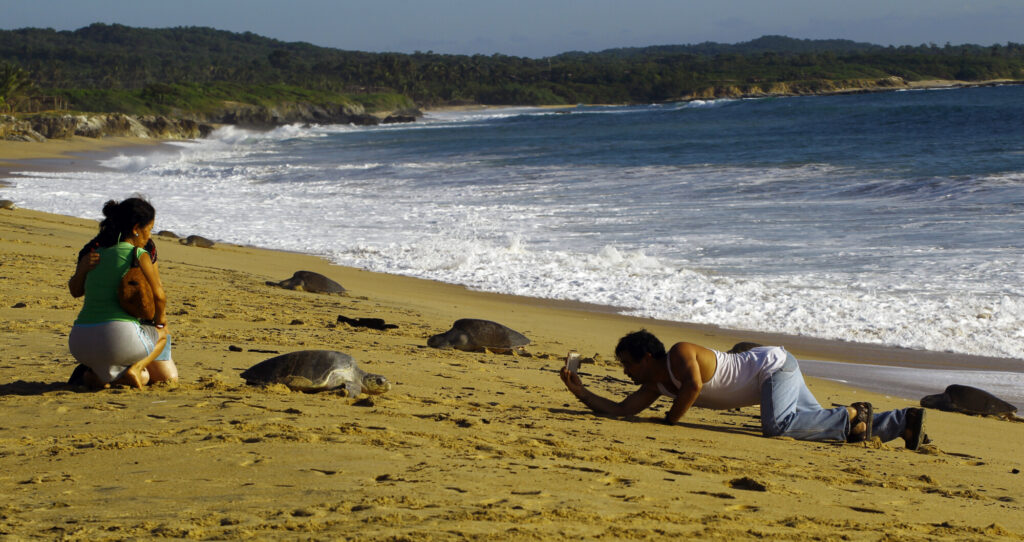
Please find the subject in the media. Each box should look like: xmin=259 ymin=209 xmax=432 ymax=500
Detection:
xmin=560 ymin=329 xmax=927 ymax=448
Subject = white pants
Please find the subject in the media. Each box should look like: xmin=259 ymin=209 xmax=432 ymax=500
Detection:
xmin=69 ymin=321 xmax=171 ymax=383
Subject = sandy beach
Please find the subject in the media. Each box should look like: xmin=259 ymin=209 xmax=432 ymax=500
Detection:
xmin=1 ymin=141 xmax=1023 ymax=540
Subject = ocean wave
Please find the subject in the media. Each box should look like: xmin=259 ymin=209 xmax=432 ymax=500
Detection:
xmin=678 ymin=98 xmax=738 ymax=109
xmin=99 ymin=153 xmax=157 ymax=171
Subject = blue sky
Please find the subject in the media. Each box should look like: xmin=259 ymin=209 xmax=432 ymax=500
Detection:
xmin=2 ymin=0 xmax=1022 ymax=57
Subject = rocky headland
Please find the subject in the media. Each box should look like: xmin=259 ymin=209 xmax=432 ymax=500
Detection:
xmin=1 ymin=101 xmax=422 ymax=142
xmin=677 ymin=76 xmax=1022 ymax=101
xmin=3 ymin=77 xmax=1018 ymax=144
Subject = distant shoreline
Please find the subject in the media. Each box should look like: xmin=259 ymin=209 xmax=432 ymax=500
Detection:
xmin=3 ymin=78 xmax=1020 ymax=162
xmin=423 ymin=78 xmax=1024 ymax=112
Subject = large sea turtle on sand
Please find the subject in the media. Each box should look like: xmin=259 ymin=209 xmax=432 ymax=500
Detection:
xmin=266 ymin=271 xmax=346 ymax=294
xmin=241 ymin=350 xmax=390 ymax=396
xmin=180 ymin=234 xmax=215 ymax=248
xmin=427 ymin=319 xmax=530 ymax=351
xmin=920 ymin=384 xmax=1019 ymax=418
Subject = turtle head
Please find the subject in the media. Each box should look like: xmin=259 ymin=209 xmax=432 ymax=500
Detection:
xmin=920 ymin=392 xmax=947 ymax=409
xmin=361 ymin=373 xmax=392 ymax=395
xmin=427 ymin=330 xmax=470 ymax=349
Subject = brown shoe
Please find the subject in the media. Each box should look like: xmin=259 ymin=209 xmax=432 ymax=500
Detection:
xmin=904 ymin=407 xmax=927 ymax=450
xmin=847 ymin=402 xmax=874 ymax=443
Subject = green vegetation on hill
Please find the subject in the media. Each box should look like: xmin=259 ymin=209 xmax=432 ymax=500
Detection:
xmin=2 ymin=24 xmax=1024 ymax=117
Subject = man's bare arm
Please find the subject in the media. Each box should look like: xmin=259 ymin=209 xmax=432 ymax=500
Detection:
xmin=560 ymin=367 xmax=660 ymax=417
xmin=663 ymin=342 xmax=712 ymax=424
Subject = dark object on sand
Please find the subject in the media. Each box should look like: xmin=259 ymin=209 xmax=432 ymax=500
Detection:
xmin=338 ymin=315 xmax=398 ymax=330
xmin=427 ymin=319 xmax=530 ymax=351
xmin=180 ymin=234 xmax=215 ymax=248
xmin=920 ymin=384 xmax=1018 ymax=417
xmin=266 ymin=271 xmax=345 ymax=294
xmin=156 ymin=230 xmax=179 ymax=238
xmin=67 ymin=364 xmax=89 ymax=386
xmin=728 ymin=341 xmax=763 ymax=354
xmin=241 ymin=350 xmax=390 ymax=396
xmin=0 ymin=199 xmax=16 ymax=210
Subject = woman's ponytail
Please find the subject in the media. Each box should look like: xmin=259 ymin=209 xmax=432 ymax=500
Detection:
xmin=91 ymin=197 xmax=155 ymax=248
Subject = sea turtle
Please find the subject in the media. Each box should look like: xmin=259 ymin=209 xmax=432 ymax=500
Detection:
xmin=266 ymin=270 xmax=345 ymax=294
xmin=241 ymin=350 xmax=391 ymax=396
xmin=180 ymin=234 xmax=215 ymax=248
xmin=427 ymin=318 xmax=530 ymax=351
xmin=920 ymin=384 xmax=1018 ymax=418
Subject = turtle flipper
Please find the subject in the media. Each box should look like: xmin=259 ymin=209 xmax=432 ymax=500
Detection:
xmin=337 ymin=381 xmax=362 ymax=398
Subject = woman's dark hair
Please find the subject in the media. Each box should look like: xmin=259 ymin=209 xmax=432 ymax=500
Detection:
xmin=615 ymin=329 xmax=666 ymax=363
xmin=77 ymin=197 xmax=155 ymax=260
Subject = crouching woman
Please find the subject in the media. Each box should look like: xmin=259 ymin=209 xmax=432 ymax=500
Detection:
xmin=67 ymin=197 xmax=178 ymax=389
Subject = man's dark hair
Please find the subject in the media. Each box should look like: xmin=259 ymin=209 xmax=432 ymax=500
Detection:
xmin=615 ymin=329 xmax=666 ymax=363
xmin=727 ymin=341 xmax=763 ymax=354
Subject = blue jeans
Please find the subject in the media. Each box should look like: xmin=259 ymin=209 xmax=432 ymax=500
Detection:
xmin=759 ymin=353 xmax=910 ymax=442
xmin=760 ymin=353 xmax=848 ymax=441
xmin=871 ymin=406 xmax=910 ymax=442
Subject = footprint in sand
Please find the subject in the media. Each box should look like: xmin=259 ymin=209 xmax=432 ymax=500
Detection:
xmin=306 ymin=468 xmax=341 ymax=476
xmin=600 ymin=476 xmax=636 ymax=487
xmin=691 ymin=490 xmax=735 ymax=500
xmin=849 ymin=506 xmax=885 ymax=514
xmin=726 ymin=504 xmax=760 ymax=512
xmin=239 ymin=453 xmax=267 ymax=467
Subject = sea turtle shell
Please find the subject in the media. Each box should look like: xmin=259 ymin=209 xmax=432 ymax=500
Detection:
xmin=241 ymin=350 xmax=390 ymax=396
xmin=427 ymin=318 xmax=530 ymax=351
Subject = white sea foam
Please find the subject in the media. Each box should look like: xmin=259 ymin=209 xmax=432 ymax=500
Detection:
xmin=423 ymin=107 xmax=554 ymax=124
xmin=680 ymin=98 xmax=737 ymax=108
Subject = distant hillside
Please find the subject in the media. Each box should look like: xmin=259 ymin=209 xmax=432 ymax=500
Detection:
xmin=2 ymin=24 xmax=1024 ymax=116
xmin=578 ymin=35 xmax=886 ymax=58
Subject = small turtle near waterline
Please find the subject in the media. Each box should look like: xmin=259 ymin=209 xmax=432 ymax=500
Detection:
xmin=266 ymin=270 xmax=345 ymax=294
xmin=180 ymin=234 xmax=215 ymax=248
xmin=241 ymin=350 xmax=391 ymax=397
xmin=921 ymin=384 xmax=1019 ymax=419
xmin=427 ymin=318 xmax=530 ymax=352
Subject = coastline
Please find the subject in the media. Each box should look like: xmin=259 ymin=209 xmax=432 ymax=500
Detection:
xmin=2 ymin=139 xmax=1022 ymax=385
xmin=2 ymin=76 xmax=1018 ymax=158
xmin=420 ymin=78 xmax=1024 ymax=112
xmin=0 ymin=135 xmax=165 ymax=173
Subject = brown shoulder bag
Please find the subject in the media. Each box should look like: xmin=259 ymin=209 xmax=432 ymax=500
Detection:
xmin=118 ymin=247 xmax=155 ymax=321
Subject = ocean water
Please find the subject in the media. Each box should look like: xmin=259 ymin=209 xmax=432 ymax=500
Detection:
xmin=6 ymin=85 xmax=1024 ymax=363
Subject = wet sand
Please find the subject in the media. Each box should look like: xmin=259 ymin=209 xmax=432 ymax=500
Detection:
xmin=0 ymin=140 xmax=1022 ymax=540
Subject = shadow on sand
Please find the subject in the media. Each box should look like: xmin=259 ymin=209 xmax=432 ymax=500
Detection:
xmin=0 ymin=380 xmax=88 ymax=396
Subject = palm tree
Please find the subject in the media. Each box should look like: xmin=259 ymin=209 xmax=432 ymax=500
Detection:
xmin=0 ymin=62 xmax=37 ymax=113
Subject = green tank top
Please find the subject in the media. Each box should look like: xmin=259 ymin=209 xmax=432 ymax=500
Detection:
xmin=74 ymin=242 xmax=149 ymax=325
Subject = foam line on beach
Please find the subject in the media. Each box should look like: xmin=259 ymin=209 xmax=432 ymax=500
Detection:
xmin=800 ymin=359 xmax=1024 ymax=410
